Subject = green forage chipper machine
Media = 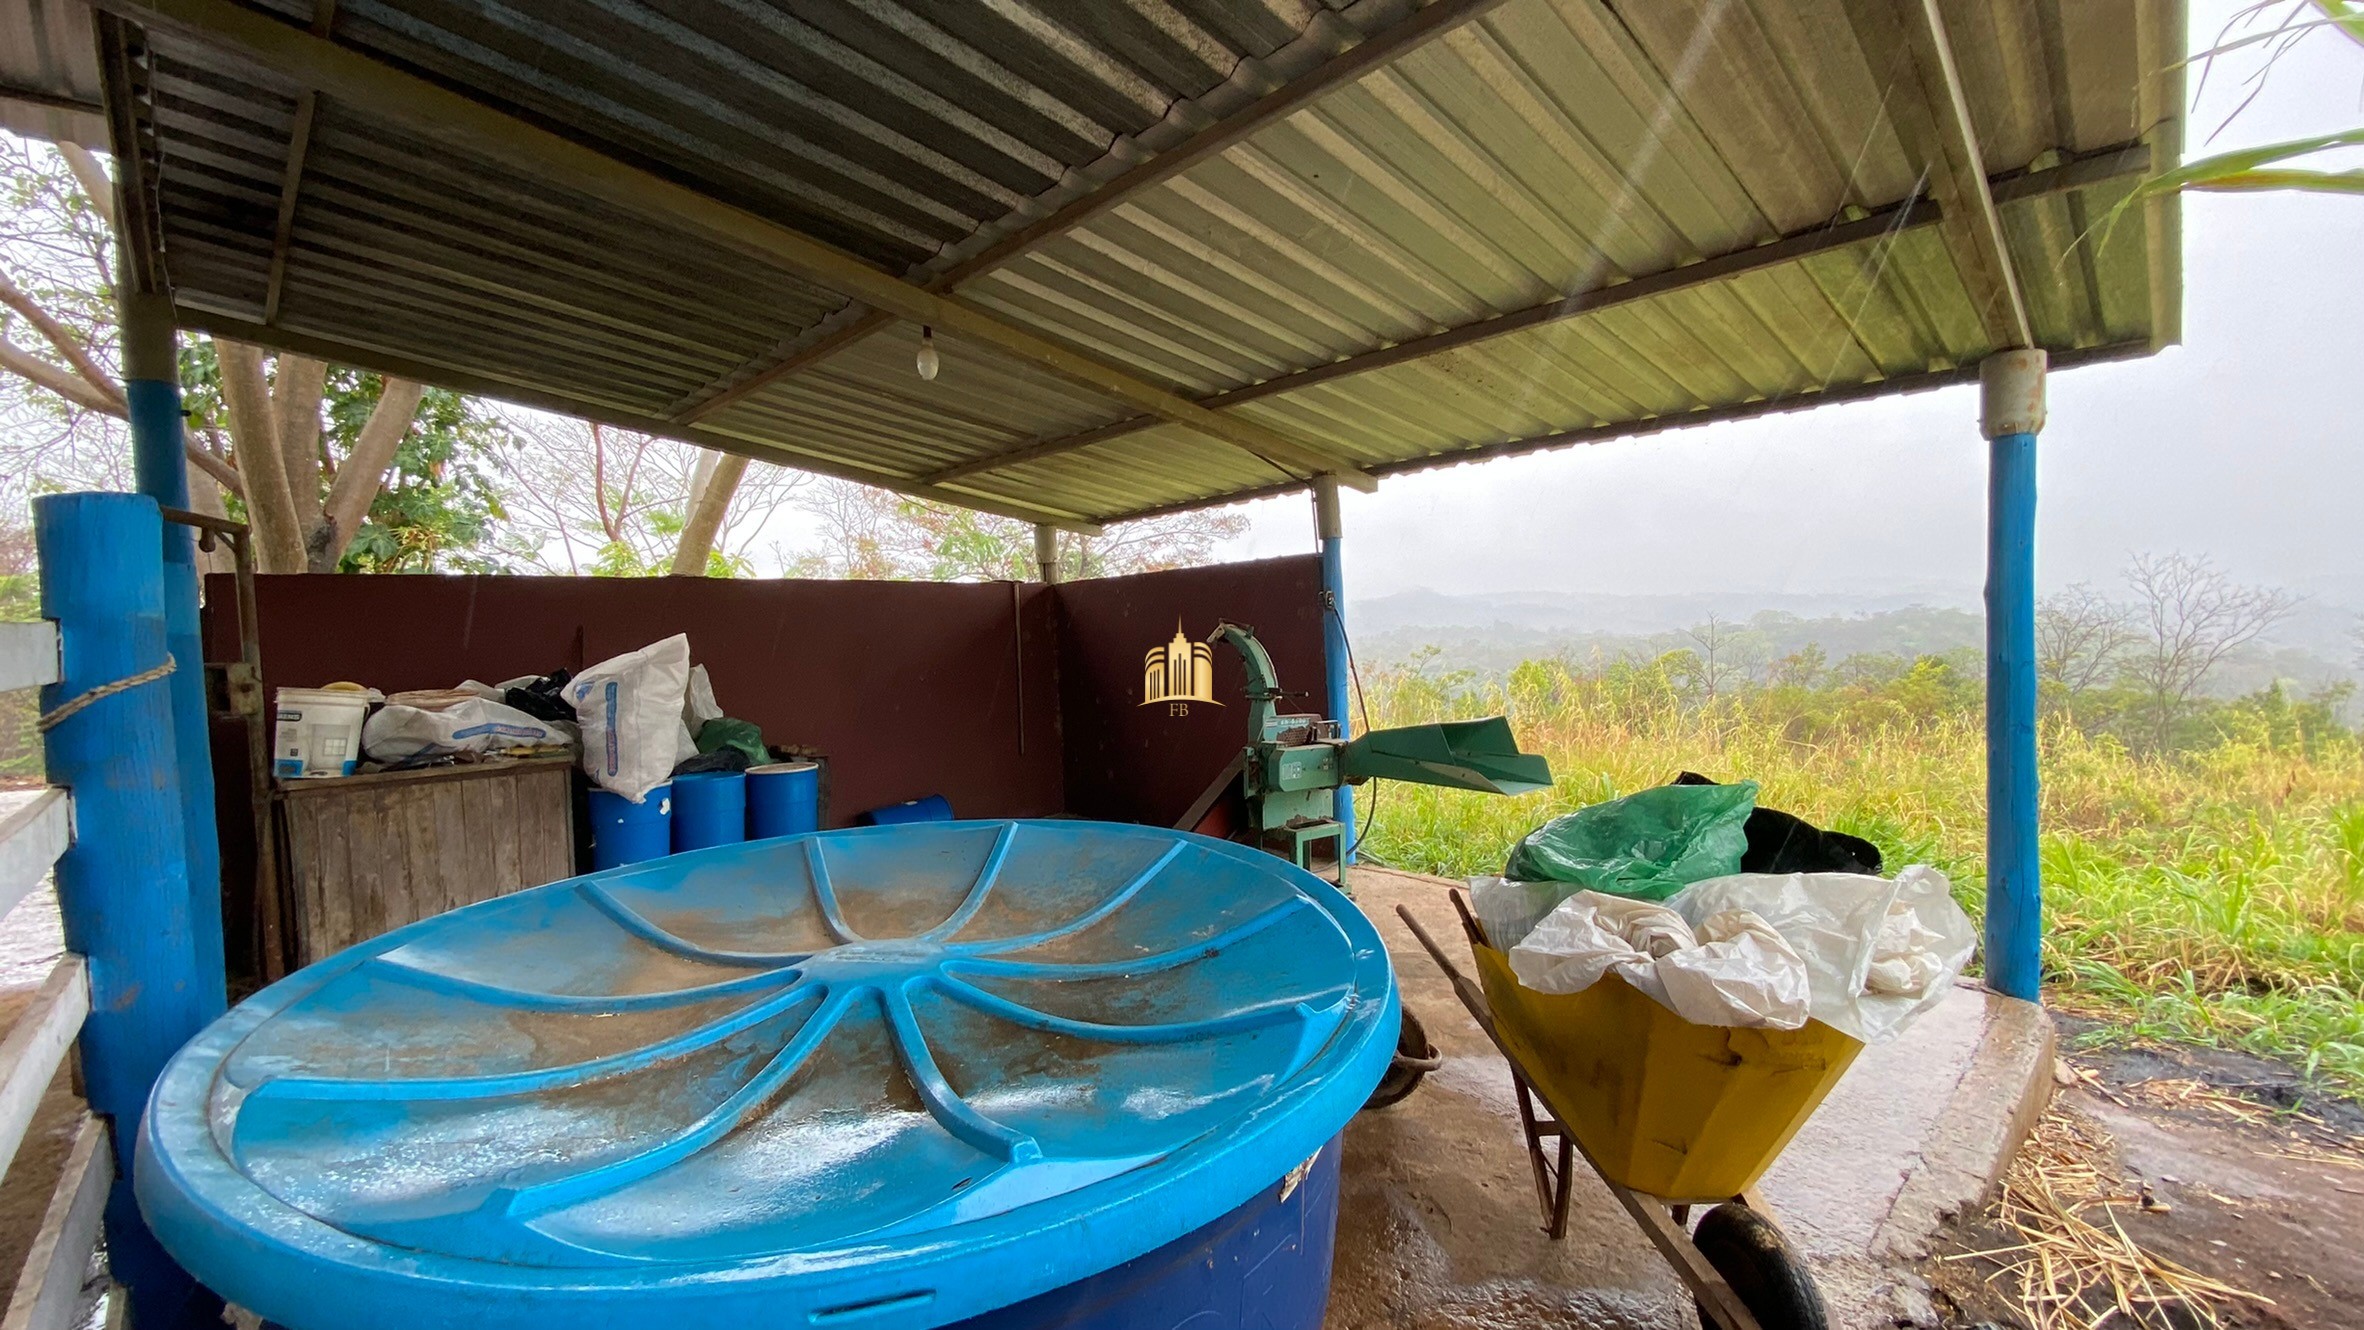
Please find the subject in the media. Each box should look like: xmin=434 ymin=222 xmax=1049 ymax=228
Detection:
xmin=1173 ymin=622 xmax=1554 ymax=1107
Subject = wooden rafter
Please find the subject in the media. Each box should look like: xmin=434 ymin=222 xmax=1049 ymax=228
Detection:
xmin=262 ymin=0 xmax=336 ymax=325
xmin=1107 ymin=338 xmax=2154 ymax=527
xmin=667 ymin=0 xmax=1521 ymax=427
xmin=176 ymin=306 xmax=1107 ymax=533
xmin=1839 ymin=0 xmax=2034 ymax=350
xmin=920 ymin=144 xmax=2145 ymax=489
xmin=101 ymin=0 xmax=1380 ymax=490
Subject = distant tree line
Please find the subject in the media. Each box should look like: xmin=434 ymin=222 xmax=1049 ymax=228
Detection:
xmin=1378 ymin=555 xmax=2345 ymax=760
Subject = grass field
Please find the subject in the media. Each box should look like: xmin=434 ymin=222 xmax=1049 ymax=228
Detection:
xmin=1355 ymin=653 xmax=2364 ymax=1096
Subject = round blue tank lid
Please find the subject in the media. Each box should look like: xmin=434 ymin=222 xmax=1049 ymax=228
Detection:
xmin=137 ymin=821 xmax=1397 ymax=1330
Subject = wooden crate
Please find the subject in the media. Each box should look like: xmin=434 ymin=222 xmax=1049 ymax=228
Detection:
xmin=278 ymin=756 xmax=577 ymax=967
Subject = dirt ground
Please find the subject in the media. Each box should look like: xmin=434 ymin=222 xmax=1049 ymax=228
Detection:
xmin=1925 ymin=1022 xmax=2364 ymax=1329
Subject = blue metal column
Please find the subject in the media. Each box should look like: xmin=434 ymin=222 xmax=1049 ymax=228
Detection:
xmin=35 ymin=493 xmax=214 ymax=1323
xmin=119 ymin=284 xmax=227 ymax=1005
xmin=1981 ymin=349 xmax=2047 ymax=1002
xmin=1313 ymin=476 xmax=1353 ymax=861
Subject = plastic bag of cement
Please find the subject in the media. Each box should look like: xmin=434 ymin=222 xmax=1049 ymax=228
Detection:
xmin=1502 ymin=781 xmax=1756 ymax=901
xmin=1669 ymin=866 xmax=1976 ymax=1043
xmin=570 ymin=634 xmax=693 ymax=803
xmin=1506 ymin=890 xmax=1811 ymax=1029
xmin=363 ymin=698 xmax=574 ymax=763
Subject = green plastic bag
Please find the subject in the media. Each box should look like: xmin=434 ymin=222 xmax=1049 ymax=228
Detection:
xmin=1502 ymin=780 xmax=1758 ymax=901
xmin=694 ymin=717 xmax=768 ymax=767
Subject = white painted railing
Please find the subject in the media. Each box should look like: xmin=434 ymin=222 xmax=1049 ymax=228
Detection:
xmin=0 ymin=623 xmax=58 ymax=697
xmin=0 ymin=618 xmax=107 ymax=1327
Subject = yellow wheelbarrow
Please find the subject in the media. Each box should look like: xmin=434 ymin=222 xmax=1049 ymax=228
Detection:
xmin=1398 ymin=890 xmax=1864 ymax=1330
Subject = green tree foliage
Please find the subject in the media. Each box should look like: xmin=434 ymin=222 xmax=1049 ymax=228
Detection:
xmin=173 ymin=342 xmax=511 ymax=573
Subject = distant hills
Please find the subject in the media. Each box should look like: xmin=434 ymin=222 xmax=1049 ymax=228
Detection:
xmin=1352 ymin=588 xmax=2361 ymax=701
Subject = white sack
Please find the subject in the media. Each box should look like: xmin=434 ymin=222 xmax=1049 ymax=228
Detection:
xmin=684 ymin=664 xmax=723 ymax=730
xmin=362 ymin=699 xmax=573 ymax=763
xmin=1507 ymin=891 xmax=1810 ymax=1029
xmin=1468 ymin=875 xmax=1576 ymax=951
xmin=1670 ymin=866 xmax=1977 ymax=1043
xmin=570 ymin=634 xmax=693 ymax=802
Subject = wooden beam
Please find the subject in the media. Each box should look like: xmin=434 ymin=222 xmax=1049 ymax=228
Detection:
xmin=0 ymin=623 xmax=60 ymax=696
xmin=103 ymin=0 xmax=1377 ymax=490
xmin=91 ymin=13 xmax=165 ymax=298
xmin=261 ymin=3 xmax=337 ymax=325
xmin=670 ymin=0 xmax=1520 ymax=426
xmin=0 ymin=85 xmax=104 ymax=117
xmin=0 ymin=959 xmax=90 ymax=1190
xmin=260 ymin=92 xmax=315 ymax=325
xmin=0 ymin=789 xmax=70 ymax=929
xmin=1840 ymin=0 xmax=2033 ymax=349
xmin=924 ymin=144 xmax=2146 ymax=488
xmin=175 ymin=305 xmax=1106 ymax=534
xmin=1110 ymin=338 xmax=2154 ymax=525
xmin=0 ymin=1115 xmax=112 ymax=1330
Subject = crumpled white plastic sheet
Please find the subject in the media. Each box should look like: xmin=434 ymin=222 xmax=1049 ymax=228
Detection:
xmin=1670 ymin=866 xmax=1977 ymax=1044
xmin=1467 ymin=875 xmax=1574 ymax=954
xmin=1505 ymin=890 xmax=1813 ymax=1029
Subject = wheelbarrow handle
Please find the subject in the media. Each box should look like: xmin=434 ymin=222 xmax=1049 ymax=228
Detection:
xmin=1394 ymin=903 xmax=1495 ymax=1035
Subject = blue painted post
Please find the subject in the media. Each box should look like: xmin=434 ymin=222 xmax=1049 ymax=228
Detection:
xmin=1313 ymin=477 xmax=1354 ymax=862
xmin=35 ymin=493 xmax=215 ymax=1323
xmin=1981 ymin=350 xmax=2047 ymax=1003
xmin=120 ymin=283 xmax=227 ymax=1005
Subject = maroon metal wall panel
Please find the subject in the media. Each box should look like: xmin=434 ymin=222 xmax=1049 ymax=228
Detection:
xmin=204 ymin=574 xmax=1067 ymax=826
xmin=1053 ymin=555 xmax=1327 ymax=829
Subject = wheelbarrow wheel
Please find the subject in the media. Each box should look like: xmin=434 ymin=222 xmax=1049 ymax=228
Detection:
xmin=1362 ymin=1006 xmax=1439 ymax=1110
xmin=1690 ymin=1202 xmax=1827 ymax=1330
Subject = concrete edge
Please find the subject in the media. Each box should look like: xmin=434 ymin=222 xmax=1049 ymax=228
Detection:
xmin=1871 ymin=984 xmax=2056 ymax=1261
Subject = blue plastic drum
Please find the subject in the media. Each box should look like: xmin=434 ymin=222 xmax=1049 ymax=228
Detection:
xmin=865 ymin=793 xmax=954 ymax=825
xmin=586 ymin=783 xmax=670 ymax=869
xmin=137 ymin=821 xmax=1397 ymax=1330
xmin=745 ymin=761 xmax=819 ymax=838
xmin=669 ymin=771 xmax=746 ymax=852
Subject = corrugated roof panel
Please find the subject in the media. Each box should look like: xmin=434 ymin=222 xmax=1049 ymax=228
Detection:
xmin=0 ymin=0 xmax=106 ymax=148
xmin=702 ymin=325 xmax=1139 ymax=478
xmin=68 ymin=0 xmax=2179 ymax=526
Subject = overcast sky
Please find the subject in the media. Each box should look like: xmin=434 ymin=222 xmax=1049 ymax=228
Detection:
xmin=1214 ymin=0 xmax=2364 ymax=610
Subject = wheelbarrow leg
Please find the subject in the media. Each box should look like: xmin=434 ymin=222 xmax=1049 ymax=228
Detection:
xmin=1510 ymin=1073 xmax=1574 ymax=1240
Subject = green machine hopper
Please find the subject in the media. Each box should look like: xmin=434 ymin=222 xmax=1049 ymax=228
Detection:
xmin=1175 ymin=622 xmax=1551 ymax=870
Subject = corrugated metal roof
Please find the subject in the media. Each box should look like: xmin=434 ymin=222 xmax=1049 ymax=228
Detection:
xmin=64 ymin=0 xmax=2183 ymax=527
xmin=1 ymin=0 xmax=108 ymax=148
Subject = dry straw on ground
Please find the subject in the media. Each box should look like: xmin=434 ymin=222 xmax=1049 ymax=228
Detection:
xmin=1946 ymin=1106 xmax=2272 ymax=1329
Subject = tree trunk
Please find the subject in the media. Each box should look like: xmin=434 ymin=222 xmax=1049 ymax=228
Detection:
xmin=311 ymin=378 xmax=426 ymax=571
xmin=216 ymin=341 xmax=308 ymax=573
xmin=273 ymin=355 xmax=329 ymax=541
xmin=186 ymin=451 xmax=236 ymax=578
xmin=670 ymin=450 xmax=747 ymax=576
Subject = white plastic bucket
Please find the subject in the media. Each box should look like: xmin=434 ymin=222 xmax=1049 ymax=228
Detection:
xmin=274 ymin=688 xmax=372 ymax=778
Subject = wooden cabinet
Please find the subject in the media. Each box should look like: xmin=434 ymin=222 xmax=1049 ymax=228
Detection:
xmin=278 ymin=757 xmax=577 ymax=968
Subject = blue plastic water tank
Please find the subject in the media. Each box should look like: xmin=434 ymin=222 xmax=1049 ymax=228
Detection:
xmin=137 ymin=821 xmax=1396 ymax=1330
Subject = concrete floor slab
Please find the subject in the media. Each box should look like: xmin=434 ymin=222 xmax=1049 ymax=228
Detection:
xmin=1335 ymin=867 xmax=2053 ymax=1330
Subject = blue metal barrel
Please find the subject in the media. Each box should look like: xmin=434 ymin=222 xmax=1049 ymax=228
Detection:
xmin=136 ymin=821 xmax=1396 ymax=1330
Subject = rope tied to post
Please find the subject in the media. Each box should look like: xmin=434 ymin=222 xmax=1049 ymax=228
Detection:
xmin=36 ymin=654 xmax=177 ymax=733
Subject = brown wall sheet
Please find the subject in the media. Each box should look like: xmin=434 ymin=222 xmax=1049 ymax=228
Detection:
xmin=1056 ymin=556 xmax=1326 ymax=829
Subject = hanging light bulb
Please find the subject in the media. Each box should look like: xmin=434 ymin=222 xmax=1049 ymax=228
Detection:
xmin=915 ymin=325 xmax=940 ymax=381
